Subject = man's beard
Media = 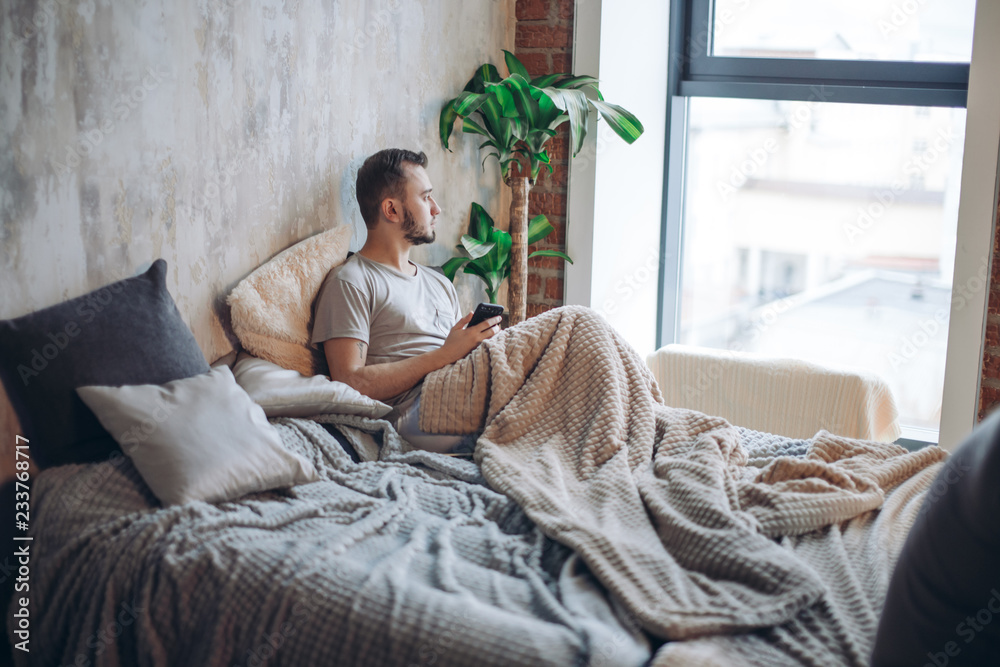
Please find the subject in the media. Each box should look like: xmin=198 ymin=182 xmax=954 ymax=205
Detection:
xmin=402 ymin=207 xmax=435 ymax=246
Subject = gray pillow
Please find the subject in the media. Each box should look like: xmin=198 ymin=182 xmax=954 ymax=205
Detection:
xmin=871 ymin=411 xmax=1000 ymax=666
xmin=0 ymin=259 xmax=209 ymax=468
xmin=76 ymin=366 xmax=319 ymax=505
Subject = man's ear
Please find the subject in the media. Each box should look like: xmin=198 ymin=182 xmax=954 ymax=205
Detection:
xmin=381 ymin=196 xmax=403 ymax=224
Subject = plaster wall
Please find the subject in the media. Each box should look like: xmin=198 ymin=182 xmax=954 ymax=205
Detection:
xmin=0 ymin=0 xmax=514 ymax=448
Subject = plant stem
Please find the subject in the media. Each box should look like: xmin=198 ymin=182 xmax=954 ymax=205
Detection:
xmin=506 ymin=174 xmax=531 ymax=325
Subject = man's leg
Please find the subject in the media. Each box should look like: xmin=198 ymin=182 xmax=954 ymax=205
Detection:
xmin=395 ymin=395 xmax=478 ymax=454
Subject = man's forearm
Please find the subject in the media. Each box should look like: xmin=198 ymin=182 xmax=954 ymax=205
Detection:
xmin=337 ymin=348 xmax=451 ymax=402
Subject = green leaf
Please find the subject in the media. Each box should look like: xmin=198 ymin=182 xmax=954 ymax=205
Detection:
xmin=452 ymin=91 xmax=488 ymax=116
xmin=477 ymin=95 xmax=507 ymax=143
xmin=503 ymin=116 xmax=526 ymax=143
xmin=528 ymin=249 xmax=574 ymax=264
xmin=469 ymin=202 xmax=494 ymax=241
xmin=531 ymin=73 xmax=563 ymax=88
xmin=441 ymin=257 xmax=469 ymax=281
xmin=440 ymin=102 xmax=459 ymax=151
xmin=462 ymin=261 xmax=502 ymax=297
xmin=524 ymin=128 xmax=556 ymax=154
xmin=547 ymin=115 xmax=568 ymax=132
xmin=527 ymin=214 xmax=553 ymax=245
xmin=536 ymin=91 xmax=562 ymax=128
xmin=481 ymin=151 xmax=501 ymax=171
xmin=483 ymin=228 xmax=511 ymax=276
xmin=474 ymin=63 xmax=502 ymax=87
xmin=503 ymin=50 xmax=530 ymax=79
xmin=553 ymin=75 xmax=601 ymax=90
xmin=545 ymin=87 xmax=590 ymax=156
xmin=461 ymin=234 xmax=496 ymax=260
xmin=503 ymin=74 xmax=540 ymax=128
xmin=590 ymin=99 xmax=645 ymax=144
xmin=462 ymin=117 xmax=491 ymax=138
xmin=485 ymin=81 xmax=518 ymax=117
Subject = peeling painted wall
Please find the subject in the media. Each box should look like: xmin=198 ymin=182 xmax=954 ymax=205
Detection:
xmin=1 ymin=0 xmax=514 ymax=352
xmin=0 ymin=0 xmax=515 ymax=453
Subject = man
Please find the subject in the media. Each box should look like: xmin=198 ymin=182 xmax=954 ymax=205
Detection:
xmin=311 ymin=148 xmax=502 ymax=452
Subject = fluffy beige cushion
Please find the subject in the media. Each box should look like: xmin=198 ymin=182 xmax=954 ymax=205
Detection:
xmin=228 ymin=225 xmax=352 ymax=376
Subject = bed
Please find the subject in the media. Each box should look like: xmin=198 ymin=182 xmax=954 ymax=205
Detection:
xmin=1 ymin=229 xmax=995 ymax=666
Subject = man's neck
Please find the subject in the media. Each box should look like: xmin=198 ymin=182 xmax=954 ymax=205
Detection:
xmin=357 ymin=237 xmax=416 ymax=276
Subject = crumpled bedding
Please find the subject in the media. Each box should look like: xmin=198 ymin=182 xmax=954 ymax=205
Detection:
xmin=13 ymin=416 xmax=649 ymax=667
xmin=8 ymin=306 xmax=945 ymax=666
xmin=418 ymin=306 xmax=946 ymax=665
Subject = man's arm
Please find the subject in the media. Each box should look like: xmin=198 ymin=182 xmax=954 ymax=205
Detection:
xmin=323 ymin=312 xmax=502 ymax=402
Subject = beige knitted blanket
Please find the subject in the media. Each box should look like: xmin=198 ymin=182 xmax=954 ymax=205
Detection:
xmin=420 ymin=306 xmax=945 ymax=646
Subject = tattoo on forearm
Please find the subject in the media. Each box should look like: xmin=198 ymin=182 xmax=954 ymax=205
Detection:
xmin=356 ymin=342 xmax=365 ymax=360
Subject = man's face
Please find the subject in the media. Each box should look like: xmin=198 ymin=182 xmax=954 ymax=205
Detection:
xmin=398 ymin=164 xmax=441 ymax=246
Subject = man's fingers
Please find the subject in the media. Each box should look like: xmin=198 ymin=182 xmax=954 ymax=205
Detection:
xmin=481 ymin=317 xmax=502 ymax=338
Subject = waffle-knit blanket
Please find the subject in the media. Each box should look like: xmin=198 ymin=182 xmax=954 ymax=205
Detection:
xmin=419 ymin=306 xmax=945 ymax=644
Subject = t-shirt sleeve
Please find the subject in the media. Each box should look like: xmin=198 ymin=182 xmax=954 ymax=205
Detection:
xmin=447 ymin=278 xmax=463 ymax=322
xmin=310 ymin=272 xmax=372 ymax=345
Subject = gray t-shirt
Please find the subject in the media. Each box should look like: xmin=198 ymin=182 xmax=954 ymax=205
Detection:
xmin=311 ymin=253 xmax=463 ymax=405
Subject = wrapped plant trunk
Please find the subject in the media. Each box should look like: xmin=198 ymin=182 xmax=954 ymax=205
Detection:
xmin=506 ymin=175 xmax=531 ymax=325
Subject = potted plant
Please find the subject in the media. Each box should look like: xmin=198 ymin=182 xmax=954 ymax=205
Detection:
xmin=442 ymin=202 xmax=572 ymax=307
xmin=440 ymin=50 xmax=643 ymax=325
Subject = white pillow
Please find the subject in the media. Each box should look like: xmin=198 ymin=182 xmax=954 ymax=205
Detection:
xmin=232 ymin=352 xmax=393 ymax=419
xmin=76 ymin=366 xmax=318 ymax=506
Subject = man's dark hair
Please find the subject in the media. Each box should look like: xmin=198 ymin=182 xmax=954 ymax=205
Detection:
xmin=356 ymin=149 xmax=428 ymax=229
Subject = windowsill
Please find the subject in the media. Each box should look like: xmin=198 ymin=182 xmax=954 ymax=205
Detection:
xmin=896 ymin=424 xmax=940 ymax=451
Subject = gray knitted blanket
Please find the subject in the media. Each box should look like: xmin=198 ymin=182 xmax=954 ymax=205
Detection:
xmin=419 ymin=306 xmax=946 ymax=664
xmin=14 ymin=416 xmax=652 ymax=667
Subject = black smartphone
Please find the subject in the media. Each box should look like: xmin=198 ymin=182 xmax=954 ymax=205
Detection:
xmin=468 ymin=302 xmax=504 ymax=327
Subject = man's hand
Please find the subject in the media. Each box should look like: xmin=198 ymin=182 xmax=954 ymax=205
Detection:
xmin=437 ymin=312 xmax=503 ymax=365
xmin=323 ymin=312 xmax=502 ymax=402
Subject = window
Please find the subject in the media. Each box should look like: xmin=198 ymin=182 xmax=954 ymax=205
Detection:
xmin=659 ymin=0 xmax=975 ymax=442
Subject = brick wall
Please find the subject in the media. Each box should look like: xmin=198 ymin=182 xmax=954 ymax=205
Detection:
xmin=515 ymin=0 xmax=573 ymax=318
xmin=978 ymin=200 xmax=1000 ymax=419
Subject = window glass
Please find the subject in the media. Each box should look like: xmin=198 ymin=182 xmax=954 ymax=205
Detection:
xmin=679 ymin=97 xmax=966 ymax=433
xmin=712 ymin=0 xmax=976 ymax=63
